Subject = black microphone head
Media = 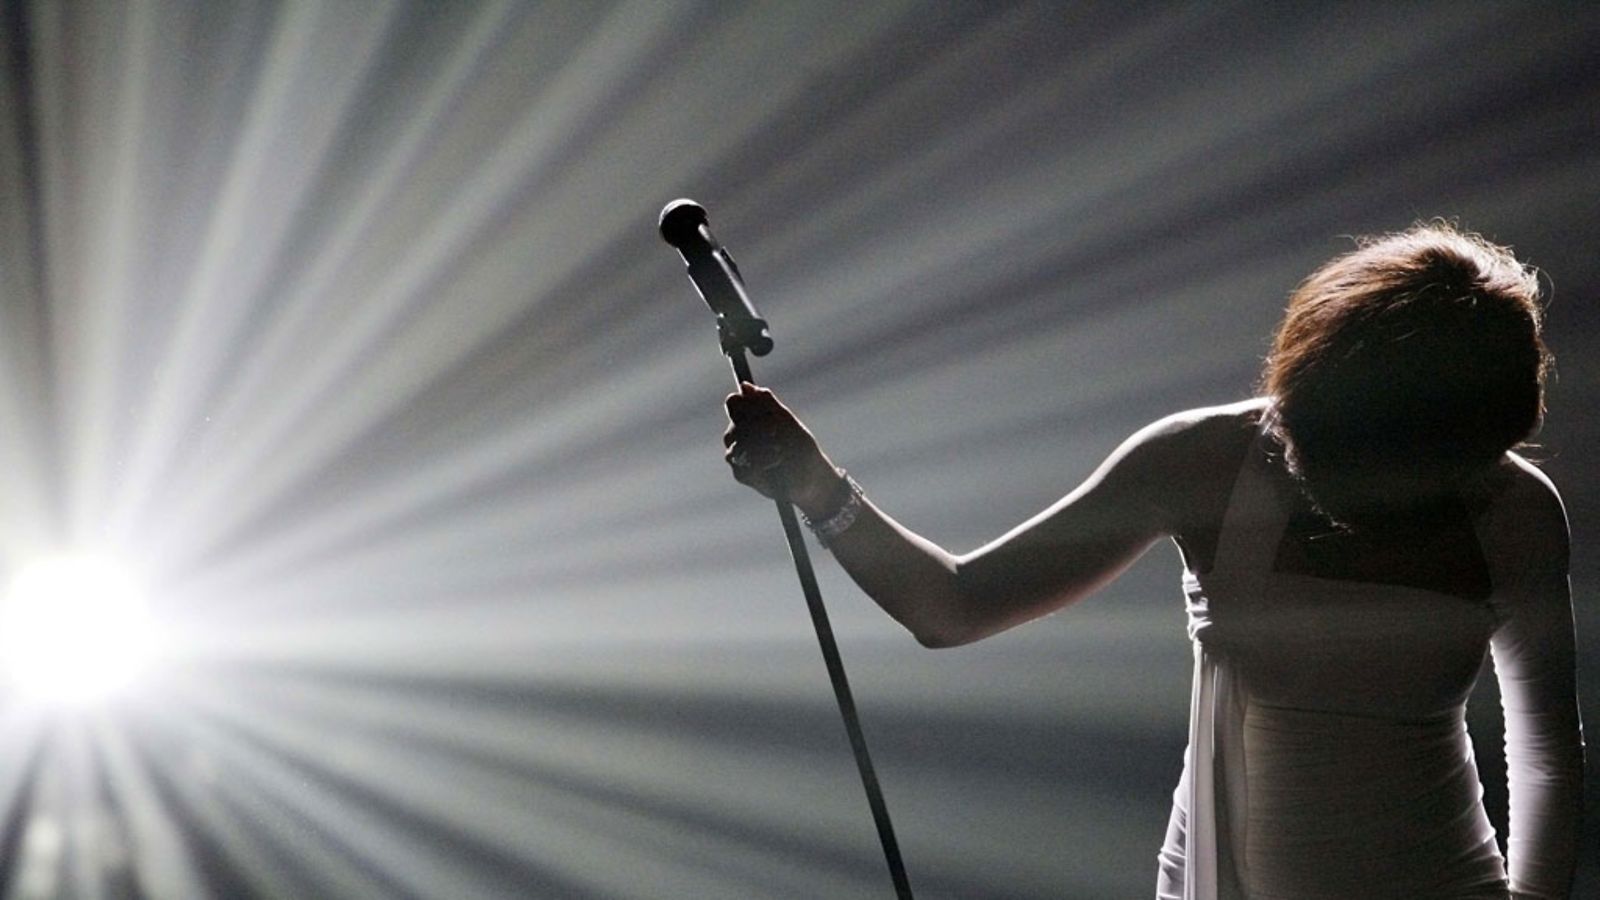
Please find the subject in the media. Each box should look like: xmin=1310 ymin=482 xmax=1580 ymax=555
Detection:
xmin=658 ymin=198 xmax=708 ymax=248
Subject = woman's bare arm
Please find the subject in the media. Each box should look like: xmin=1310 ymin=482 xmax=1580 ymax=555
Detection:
xmin=723 ymin=385 xmax=1236 ymax=647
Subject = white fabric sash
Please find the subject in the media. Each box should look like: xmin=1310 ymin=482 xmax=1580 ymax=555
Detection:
xmin=1183 ymin=643 xmax=1249 ymax=900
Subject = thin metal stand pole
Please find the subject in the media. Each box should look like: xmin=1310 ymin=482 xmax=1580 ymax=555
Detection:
xmin=726 ymin=349 xmax=914 ymax=900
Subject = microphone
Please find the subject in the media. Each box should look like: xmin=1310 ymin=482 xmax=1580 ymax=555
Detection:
xmin=659 ymin=199 xmax=774 ymax=356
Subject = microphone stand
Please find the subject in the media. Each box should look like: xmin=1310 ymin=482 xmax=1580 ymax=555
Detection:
xmin=662 ymin=201 xmax=914 ymax=900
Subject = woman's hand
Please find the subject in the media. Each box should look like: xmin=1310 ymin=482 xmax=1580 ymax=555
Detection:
xmin=723 ymin=382 xmax=845 ymax=516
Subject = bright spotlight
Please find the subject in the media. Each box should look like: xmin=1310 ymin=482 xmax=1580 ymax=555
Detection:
xmin=0 ymin=555 xmax=160 ymax=705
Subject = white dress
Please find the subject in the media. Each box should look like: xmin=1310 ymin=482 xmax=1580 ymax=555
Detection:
xmin=1155 ymin=423 xmax=1583 ymax=899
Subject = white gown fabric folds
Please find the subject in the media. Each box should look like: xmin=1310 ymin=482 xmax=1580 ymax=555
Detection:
xmin=1155 ymin=423 xmax=1583 ymax=899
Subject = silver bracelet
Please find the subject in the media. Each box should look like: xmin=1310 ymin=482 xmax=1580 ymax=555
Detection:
xmin=801 ymin=473 xmax=864 ymax=545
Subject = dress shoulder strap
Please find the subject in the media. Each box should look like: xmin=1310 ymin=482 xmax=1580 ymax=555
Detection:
xmin=1209 ymin=415 xmax=1293 ymax=579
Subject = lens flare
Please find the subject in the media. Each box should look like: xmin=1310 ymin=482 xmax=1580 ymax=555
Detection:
xmin=0 ymin=556 xmax=159 ymax=705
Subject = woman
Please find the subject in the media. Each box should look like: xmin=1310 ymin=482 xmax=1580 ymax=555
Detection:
xmin=721 ymin=222 xmax=1583 ymax=898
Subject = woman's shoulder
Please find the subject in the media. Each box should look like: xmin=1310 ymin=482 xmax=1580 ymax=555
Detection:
xmin=1128 ymin=397 xmax=1267 ymax=466
xmin=1479 ymin=451 xmax=1570 ymax=570
xmin=1493 ymin=451 xmax=1565 ymax=508
xmin=1113 ymin=399 xmax=1267 ymax=543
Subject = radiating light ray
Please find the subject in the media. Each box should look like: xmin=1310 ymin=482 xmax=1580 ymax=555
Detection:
xmin=1 ymin=0 xmax=77 ymax=566
xmin=53 ymin=2 xmax=155 ymax=546
xmin=160 ymin=410 xmax=747 ymax=603
xmin=173 ymin=662 xmax=1109 ymax=872
xmin=107 ymin=1 xmax=400 ymax=549
xmin=142 ymin=728 xmax=403 ymax=900
xmin=9 ymin=738 xmax=66 ymax=900
xmin=721 ymin=1 xmax=1235 ymax=296
xmin=184 ymin=631 xmax=1188 ymax=728
xmin=109 ymin=0 xmax=492 ymax=543
xmin=147 ymin=0 xmax=926 ymax=582
xmin=15 ymin=723 xmax=124 ymax=900
xmin=146 ymin=1 xmax=697 ymax=570
xmin=131 ymin=701 xmax=528 ymax=900
xmin=83 ymin=715 xmax=207 ymax=899
xmin=108 ymin=0 xmax=460 ymax=538
xmin=134 ymin=0 xmax=1337 ymax=595
xmin=160 ymin=568 xmax=826 ymax=679
xmin=122 ymin=715 xmax=312 ymax=899
xmin=186 ymin=670 xmax=892 ymax=844
xmin=736 ymin=5 xmax=1498 ymax=374
xmin=0 ymin=337 xmax=53 ymax=566
xmin=144 ymin=340 xmax=710 ymax=584
xmin=1 ymin=3 xmax=1596 ymax=897
xmin=169 ymin=677 xmax=858 ymax=900
xmin=176 ymin=664 xmax=1177 ymax=898
xmin=157 ymin=280 xmax=1250 ymax=618
xmin=0 ymin=705 xmax=47 ymax=841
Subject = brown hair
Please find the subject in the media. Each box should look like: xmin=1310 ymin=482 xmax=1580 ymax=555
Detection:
xmin=1260 ymin=221 xmax=1551 ymax=523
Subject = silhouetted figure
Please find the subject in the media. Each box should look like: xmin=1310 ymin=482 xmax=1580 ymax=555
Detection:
xmin=722 ymin=222 xmax=1582 ymax=899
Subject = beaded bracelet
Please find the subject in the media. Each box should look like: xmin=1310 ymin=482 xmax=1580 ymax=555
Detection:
xmin=801 ymin=472 xmax=864 ymax=545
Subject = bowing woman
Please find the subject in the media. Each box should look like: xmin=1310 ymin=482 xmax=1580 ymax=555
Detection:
xmin=720 ymin=222 xmax=1582 ymax=899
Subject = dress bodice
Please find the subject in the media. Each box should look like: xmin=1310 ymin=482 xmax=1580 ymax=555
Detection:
xmin=1185 ymin=428 xmax=1506 ymax=719
xmin=1162 ymin=423 xmax=1538 ymax=900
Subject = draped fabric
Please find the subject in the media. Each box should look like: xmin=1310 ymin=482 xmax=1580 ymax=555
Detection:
xmin=1156 ymin=419 xmax=1583 ymax=899
xmin=1169 ymin=644 xmax=1249 ymax=899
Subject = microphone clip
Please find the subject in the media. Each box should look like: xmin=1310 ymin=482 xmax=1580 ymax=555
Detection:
xmin=716 ymin=313 xmax=774 ymax=358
